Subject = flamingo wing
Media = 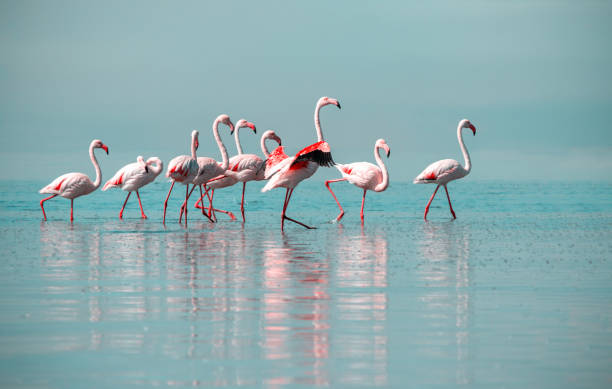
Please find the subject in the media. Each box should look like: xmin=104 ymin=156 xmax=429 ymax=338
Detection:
xmin=167 ymin=155 xmax=198 ymax=181
xmin=293 ymin=141 xmax=334 ymax=168
xmin=414 ymin=159 xmax=460 ymax=183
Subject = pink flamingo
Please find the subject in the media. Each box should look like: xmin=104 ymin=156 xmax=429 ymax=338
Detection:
xmin=261 ymin=130 xmax=287 ymax=178
xmin=414 ymin=119 xmax=476 ymax=220
xmin=162 ymin=130 xmax=199 ymax=224
xmin=325 ymin=138 xmax=390 ymax=223
xmin=103 ymin=156 xmax=163 ymax=219
xmin=179 ymin=114 xmax=236 ymax=223
xmin=262 ymin=96 xmax=340 ymax=230
xmin=197 ymin=119 xmax=256 ymax=222
xmin=39 ymin=139 xmax=109 ymax=221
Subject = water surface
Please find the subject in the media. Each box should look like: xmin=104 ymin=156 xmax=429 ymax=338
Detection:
xmin=0 ymin=180 xmax=611 ymax=388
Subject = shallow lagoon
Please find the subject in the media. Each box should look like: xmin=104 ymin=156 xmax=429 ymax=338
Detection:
xmin=0 ymin=180 xmax=611 ymax=387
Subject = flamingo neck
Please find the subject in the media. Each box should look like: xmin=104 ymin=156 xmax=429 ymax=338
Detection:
xmin=457 ymin=123 xmax=471 ymax=173
xmin=373 ymin=145 xmax=389 ymax=192
xmin=213 ymin=118 xmax=230 ymax=169
xmin=314 ymin=101 xmax=325 ymax=142
xmin=191 ymin=134 xmax=198 ymax=160
xmin=234 ymin=126 xmax=244 ymax=155
xmin=89 ymin=143 xmax=102 ymax=189
xmin=261 ymin=134 xmax=271 ymax=157
xmin=148 ymin=158 xmax=163 ymax=175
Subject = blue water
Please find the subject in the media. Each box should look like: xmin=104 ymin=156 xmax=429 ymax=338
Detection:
xmin=0 ymin=179 xmax=611 ymax=388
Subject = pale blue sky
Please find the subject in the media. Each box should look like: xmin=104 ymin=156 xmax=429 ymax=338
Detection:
xmin=1 ymin=0 xmax=611 ymax=181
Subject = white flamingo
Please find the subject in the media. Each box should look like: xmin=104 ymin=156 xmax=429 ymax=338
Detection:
xmin=262 ymin=96 xmax=340 ymax=230
xmin=103 ymin=156 xmax=163 ymax=219
xmin=162 ymin=130 xmax=199 ymax=224
xmin=414 ymin=119 xmax=476 ymax=220
xmin=325 ymin=139 xmax=390 ymax=223
xmin=39 ymin=139 xmax=109 ymax=222
xmin=179 ymin=114 xmax=236 ymax=223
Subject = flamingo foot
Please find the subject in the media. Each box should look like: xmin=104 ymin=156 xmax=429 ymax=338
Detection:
xmin=331 ymin=210 xmax=344 ymax=223
xmin=283 ymin=215 xmax=316 ymax=229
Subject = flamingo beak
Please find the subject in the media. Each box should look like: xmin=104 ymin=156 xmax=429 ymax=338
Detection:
xmin=248 ymin=122 xmax=257 ymax=133
xmin=195 ymin=139 xmax=199 ymax=150
xmin=386 ymin=147 xmax=391 ymax=158
xmin=101 ymin=144 xmax=109 ymax=154
xmin=336 ymin=100 xmax=341 ymax=110
xmin=229 ymin=122 xmax=235 ymax=135
xmin=469 ymin=123 xmax=476 ymax=135
xmin=145 ymin=166 xmax=149 ymax=173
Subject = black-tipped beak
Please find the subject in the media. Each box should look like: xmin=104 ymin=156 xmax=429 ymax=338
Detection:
xmin=387 ymin=150 xmax=391 ymax=158
xmin=101 ymin=144 xmax=109 ymax=154
xmin=337 ymin=102 xmax=341 ymax=110
xmin=145 ymin=166 xmax=149 ymax=173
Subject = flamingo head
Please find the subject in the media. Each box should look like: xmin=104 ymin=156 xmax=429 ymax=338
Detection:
xmin=137 ymin=155 xmax=149 ymax=173
xmin=235 ymin=119 xmax=257 ymax=134
xmin=92 ymin=139 xmax=109 ymax=154
xmin=461 ymin=119 xmax=476 ymax=135
xmin=191 ymin=130 xmax=200 ymax=150
xmin=318 ymin=96 xmax=341 ymax=110
xmin=376 ymin=138 xmax=390 ymax=158
xmin=216 ymin=114 xmax=234 ymax=134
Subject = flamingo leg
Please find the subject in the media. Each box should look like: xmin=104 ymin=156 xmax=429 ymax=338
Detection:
xmin=163 ymin=181 xmax=175 ymax=224
xmin=180 ymin=184 xmax=197 ymax=223
xmin=40 ymin=194 xmax=57 ymax=221
xmin=424 ymin=185 xmax=440 ymax=220
xmin=360 ymin=189 xmax=367 ymax=222
xmin=443 ymin=185 xmax=456 ymax=219
xmin=206 ymin=188 xmax=236 ymax=221
xmin=70 ymin=199 xmax=74 ymax=222
xmin=119 ymin=192 xmax=131 ymax=219
xmin=325 ymin=178 xmax=347 ymax=222
xmin=183 ymin=184 xmax=189 ymax=224
xmin=282 ymin=188 xmax=315 ymax=230
xmin=196 ymin=185 xmax=214 ymax=223
xmin=135 ymin=190 xmax=147 ymax=219
xmin=240 ymin=182 xmax=246 ymax=222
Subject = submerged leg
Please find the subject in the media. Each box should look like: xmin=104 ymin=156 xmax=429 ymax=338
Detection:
xmin=163 ymin=181 xmax=175 ymax=224
xmin=119 ymin=192 xmax=131 ymax=219
xmin=135 ymin=190 xmax=147 ymax=219
xmin=424 ymin=185 xmax=440 ymax=220
xmin=360 ymin=189 xmax=367 ymax=222
xmin=443 ymin=185 xmax=456 ymax=219
xmin=40 ymin=194 xmax=57 ymax=221
xmin=325 ymin=178 xmax=347 ymax=222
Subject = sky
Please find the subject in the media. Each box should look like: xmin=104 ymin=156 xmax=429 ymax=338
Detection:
xmin=1 ymin=0 xmax=611 ymax=182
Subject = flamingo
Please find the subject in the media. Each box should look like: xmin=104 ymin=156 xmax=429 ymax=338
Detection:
xmin=39 ymin=139 xmax=109 ymax=221
xmin=179 ymin=114 xmax=236 ymax=223
xmin=325 ymin=138 xmax=390 ymax=223
xmin=103 ymin=156 xmax=164 ymax=219
xmin=196 ymin=119 xmax=256 ymax=222
xmin=162 ymin=130 xmax=199 ymax=224
xmin=261 ymin=130 xmax=287 ymax=178
xmin=262 ymin=96 xmax=340 ymax=230
xmin=413 ymin=119 xmax=477 ymax=220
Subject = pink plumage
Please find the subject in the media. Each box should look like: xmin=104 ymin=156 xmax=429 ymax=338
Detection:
xmin=39 ymin=139 xmax=109 ymax=222
xmin=414 ymin=119 xmax=477 ymax=220
xmin=325 ymin=139 xmax=390 ymax=222
xmin=261 ymin=96 xmax=341 ymax=230
xmin=103 ymin=156 xmax=163 ymax=218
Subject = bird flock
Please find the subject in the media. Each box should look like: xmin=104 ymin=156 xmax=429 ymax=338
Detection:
xmin=39 ymin=96 xmax=477 ymax=229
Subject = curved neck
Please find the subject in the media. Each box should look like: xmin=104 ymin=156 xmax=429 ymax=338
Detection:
xmin=234 ymin=126 xmax=244 ymax=155
xmin=89 ymin=144 xmax=102 ymax=189
xmin=148 ymin=158 xmax=163 ymax=175
xmin=213 ymin=119 xmax=230 ymax=169
xmin=261 ymin=135 xmax=271 ymax=157
xmin=457 ymin=124 xmax=471 ymax=173
xmin=314 ymin=101 xmax=325 ymax=142
xmin=373 ymin=145 xmax=389 ymax=192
